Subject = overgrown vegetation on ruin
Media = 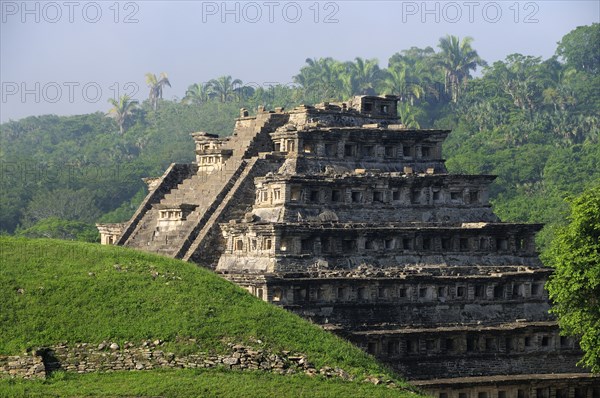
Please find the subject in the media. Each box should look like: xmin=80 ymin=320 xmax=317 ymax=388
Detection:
xmin=0 ymin=237 xmax=413 ymax=389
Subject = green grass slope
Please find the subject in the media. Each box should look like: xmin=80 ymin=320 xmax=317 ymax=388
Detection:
xmin=2 ymin=369 xmax=415 ymax=398
xmin=0 ymin=237 xmax=418 ymax=397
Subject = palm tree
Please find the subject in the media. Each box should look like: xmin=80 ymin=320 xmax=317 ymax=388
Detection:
xmin=494 ymin=55 xmax=545 ymax=119
xmin=294 ymin=58 xmax=346 ymax=101
xmin=436 ymin=35 xmax=486 ymax=102
xmin=344 ymin=57 xmax=383 ymax=95
xmin=382 ymin=63 xmax=424 ymax=104
xmin=397 ymin=102 xmax=420 ymax=128
xmin=145 ymin=72 xmax=171 ymax=110
xmin=183 ymin=82 xmax=211 ymax=105
xmin=207 ymin=76 xmax=243 ymax=103
xmin=107 ymin=95 xmax=138 ymax=135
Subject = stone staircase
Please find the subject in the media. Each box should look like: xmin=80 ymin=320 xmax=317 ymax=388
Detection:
xmin=154 ymin=160 xmax=246 ymax=257
xmin=182 ymin=153 xmax=284 ymax=266
xmin=116 ymin=163 xmax=197 ymax=246
xmin=120 ymin=112 xmax=289 ymax=260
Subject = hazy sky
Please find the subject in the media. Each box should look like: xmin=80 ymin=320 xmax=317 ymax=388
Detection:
xmin=1 ymin=1 xmax=598 ymax=122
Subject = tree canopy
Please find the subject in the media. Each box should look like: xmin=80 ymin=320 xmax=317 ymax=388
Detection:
xmin=545 ymin=185 xmax=600 ymax=372
xmin=556 ymin=23 xmax=600 ymax=74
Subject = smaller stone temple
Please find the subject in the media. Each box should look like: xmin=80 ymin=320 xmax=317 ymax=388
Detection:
xmin=99 ymin=95 xmax=599 ymax=394
xmin=95 ymin=223 xmax=127 ymax=245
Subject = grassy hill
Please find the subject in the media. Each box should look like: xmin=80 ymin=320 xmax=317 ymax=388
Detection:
xmin=0 ymin=237 xmax=418 ymax=397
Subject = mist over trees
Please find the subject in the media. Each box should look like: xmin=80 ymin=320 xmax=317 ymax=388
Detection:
xmin=0 ymin=25 xmax=598 ymax=251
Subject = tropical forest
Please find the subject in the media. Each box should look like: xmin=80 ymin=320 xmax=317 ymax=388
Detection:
xmin=1 ymin=24 xmax=598 ymax=253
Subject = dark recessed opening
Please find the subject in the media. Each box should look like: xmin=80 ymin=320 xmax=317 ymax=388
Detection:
xmin=442 ymin=237 xmax=452 ymax=250
xmin=541 ymin=336 xmax=549 ymax=346
xmin=422 ymin=237 xmax=431 ymax=250
xmin=367 ymin=341 xmax=376 ymax=353
xmin=309 ymin=190 xmax=319 ymax=202
xmin=387 ymin=341 xmax=397 ymax=355
xmin=362 ymin=146 xmax=375 ymax=157
xmin=344 ymin=144 xmax=355 ymax=157
xmin=342 ymin=239 xmax=356 ymax=252
xmin=373 ymin=191 xmax=384 ymax=202
xmin=475 ymin=285 xmax=485 ymax=298
xmin=444 ymin=338 xmax=454 ymax=351
xmin=325 ymin=143 xmax=337 ymax=156
xmin=411 ymin=190 xmax=421 ymax=204
xmin=494 ymin=285 xmax=504 ymax=298
xmin=301 ymin=239 xmax=312 ymax=253
xmin=331 ymin=190 xmax=341 ymax=202
xmin=496 ymin=238 xmax=508 ymax=251
xmin=358 ymin=287 xmax=367 ymax=300
xmin=469 ymin=191 xmax=479 ymax=203
xmin=466 ymin=336 xmax=476 ymax=352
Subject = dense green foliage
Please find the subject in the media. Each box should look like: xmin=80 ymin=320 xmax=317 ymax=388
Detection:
xmin=544 ymin=186 xmax=600 ymax=372
xmin=0 ymin=237 xmax=402 ymax=382
xmin=0 ymin=368 xmax=412 ymax=398
xmin=0 ymin=24 xmax=598 ymax=250
xmin=14 ymin=218 xmax=99 ymax=242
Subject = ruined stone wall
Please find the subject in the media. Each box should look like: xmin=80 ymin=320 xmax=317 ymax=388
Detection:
xmin=0 ymin=341 xmax=390 ymax=385
xmin=0 ymin=354 xmax=45 ymax=379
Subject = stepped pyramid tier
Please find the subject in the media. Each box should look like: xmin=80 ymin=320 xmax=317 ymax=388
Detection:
xmin=99 ymin=96 xmax=599 ymax=393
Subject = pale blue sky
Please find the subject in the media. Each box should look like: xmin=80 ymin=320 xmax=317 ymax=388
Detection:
xmin=1 ymin=0 xmax=598 ymax=122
